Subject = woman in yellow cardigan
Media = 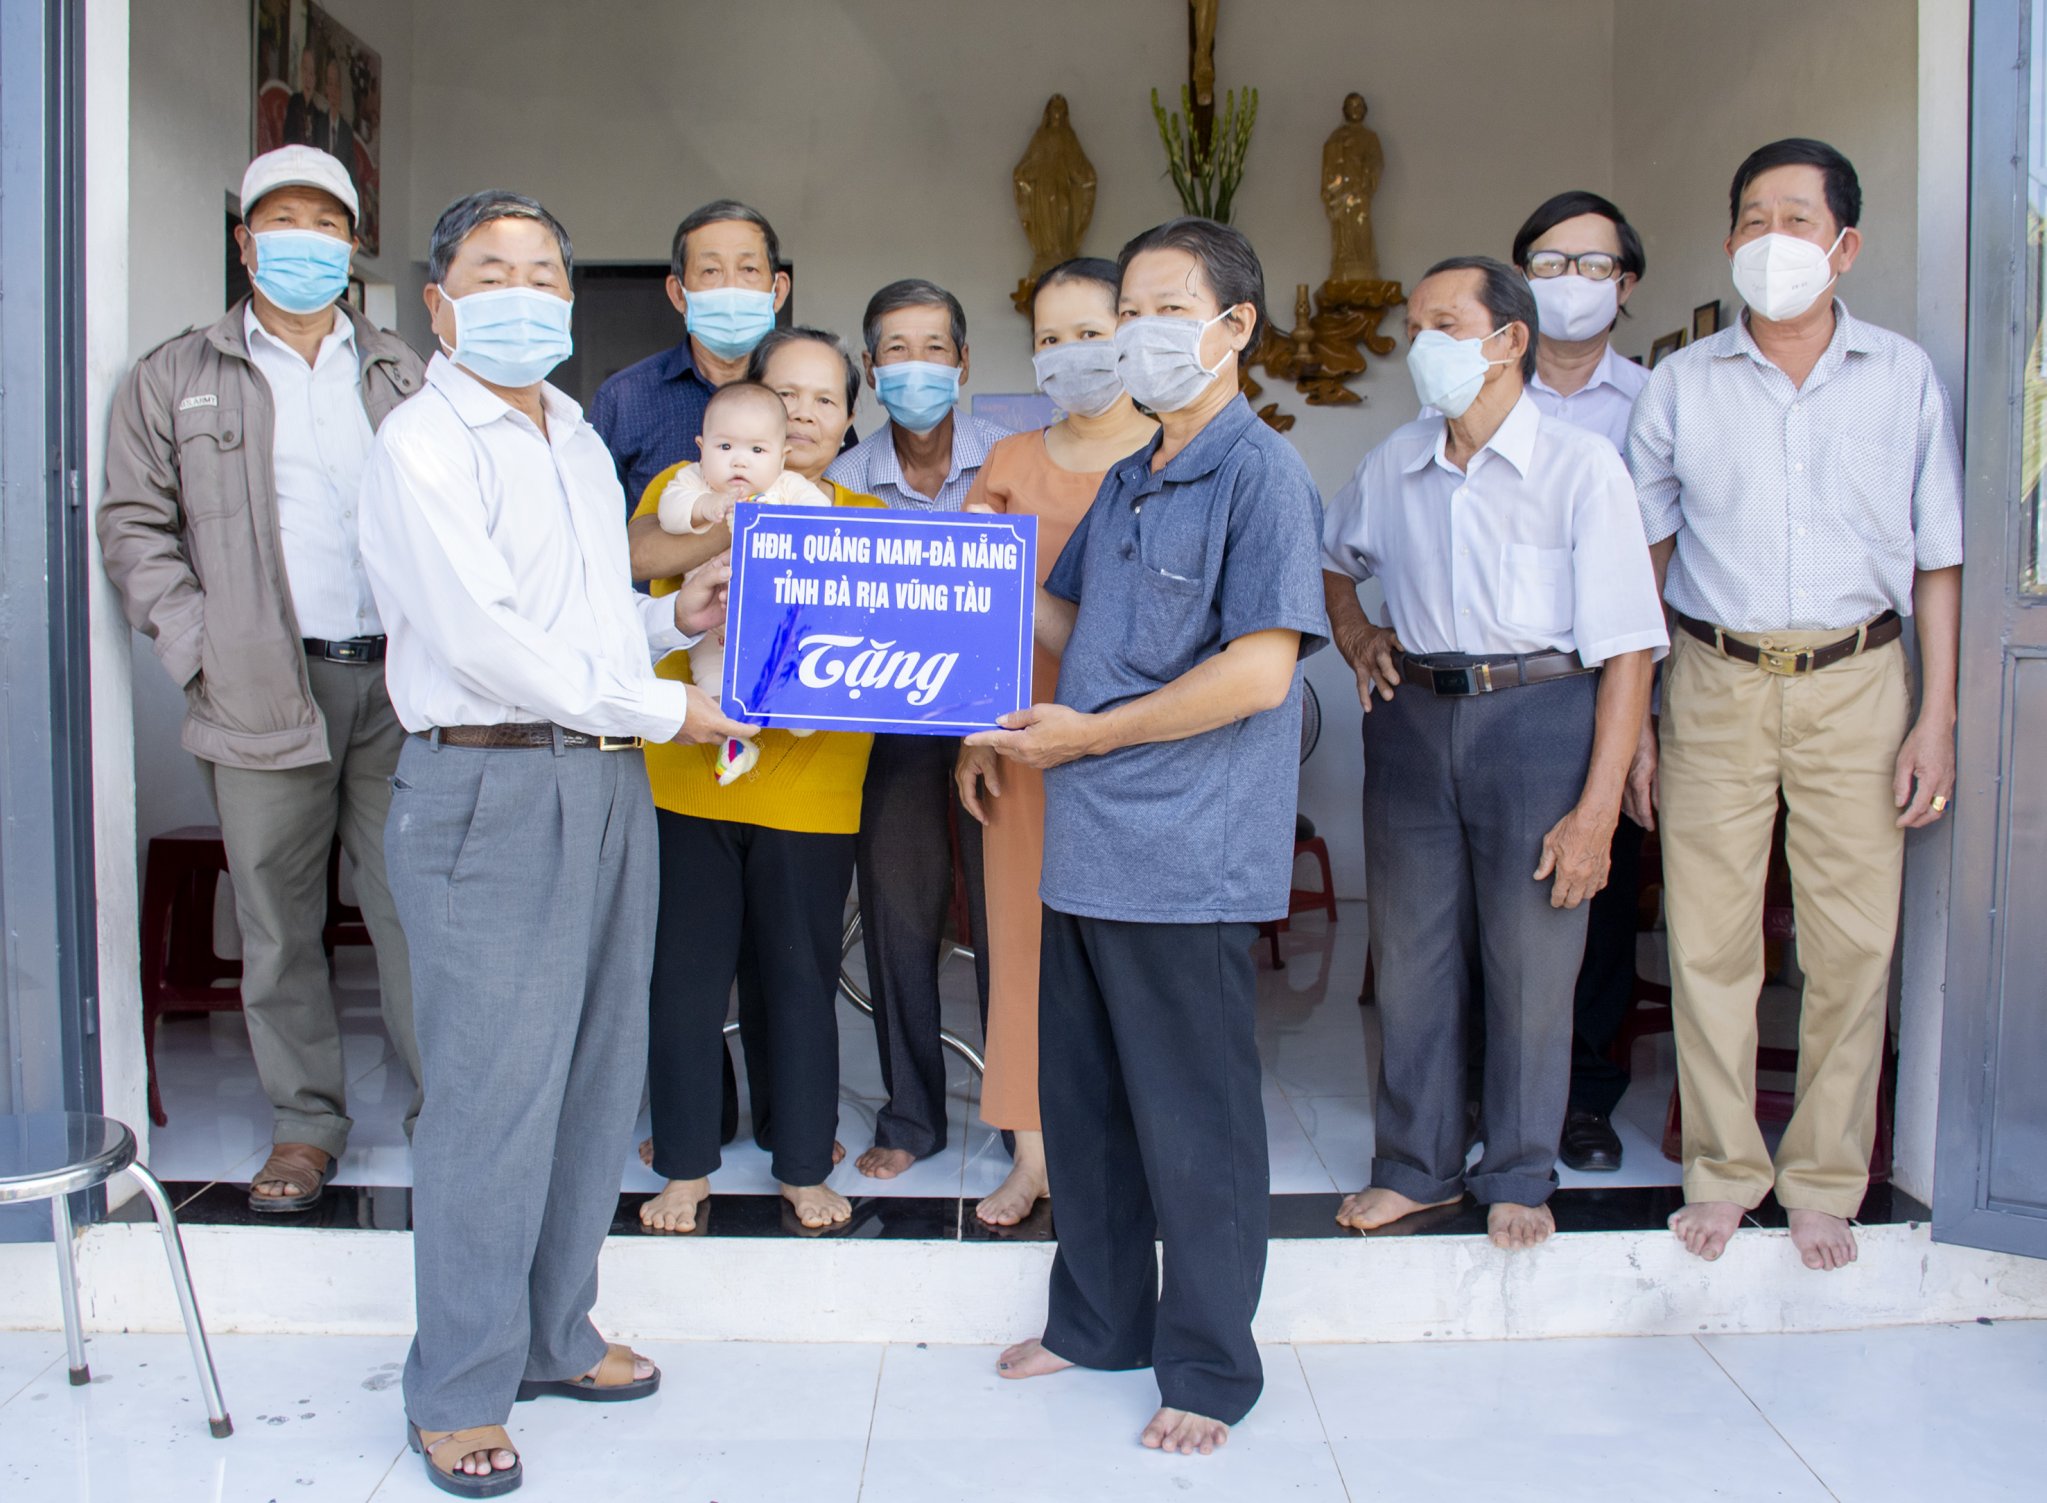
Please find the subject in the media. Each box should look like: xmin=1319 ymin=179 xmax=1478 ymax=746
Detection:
xmin=631 ymin=329 xmax=880 ymax=1231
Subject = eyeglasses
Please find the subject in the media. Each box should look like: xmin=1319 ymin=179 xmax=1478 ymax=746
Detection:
xmin=1524 ymin=250 xmax=1625 ymax=282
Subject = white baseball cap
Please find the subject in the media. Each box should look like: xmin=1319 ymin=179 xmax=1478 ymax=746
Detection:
xmin=240 ymin=145 xmax=359 ymax=224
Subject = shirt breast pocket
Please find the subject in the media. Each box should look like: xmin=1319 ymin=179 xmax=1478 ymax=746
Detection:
xmin=1127 ymin=564 xmax=1212 ymax=683
xmin=171 ymin=406 xmax=249 ymax=521
xmin=1823 ymin=434 xmax=1915 ymax=552
xmin=1499 ymin=543 xmax=1573 ymax=636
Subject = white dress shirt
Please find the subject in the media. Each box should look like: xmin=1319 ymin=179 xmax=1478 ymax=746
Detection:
xmin=243 ymin=304 xmax=380 ymax=639
xmin=359 ymin=355 xmax=694 ymax=742
xmin=1628 ymin=301 xmax=1964 ymax=631
xmin=1324 ymin=393 xmax=1668 ymax=666
xmin=1527 ymin=340 xmax=1649 ymax=454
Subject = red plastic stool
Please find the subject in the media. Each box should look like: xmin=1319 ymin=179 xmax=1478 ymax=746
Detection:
xmin=140 ymin=828 xmax=245 ymax=1128
xmin=1259 ymin=814 xmax=1340 ymax=968
xmin=141 ymin=827 xmax=372 ymax=1127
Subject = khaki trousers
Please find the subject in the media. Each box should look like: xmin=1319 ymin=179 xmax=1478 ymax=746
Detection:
xmin=199 ymin=657 xmax=419 ymax=1159
xmin=1659 ymin=628 xmax=1909 ymax=1217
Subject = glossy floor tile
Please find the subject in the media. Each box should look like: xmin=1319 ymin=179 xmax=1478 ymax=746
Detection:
xmin=146 ymin=899 xmax=1685 ymax=1202
xmin=1698 ymin=1322 xmax=2047 ymax=1502
xmin=1299 ymin=1335 xmax=1838 ymax=1501
xmin=4 ymin=1325 xmax=2035 ymax=1501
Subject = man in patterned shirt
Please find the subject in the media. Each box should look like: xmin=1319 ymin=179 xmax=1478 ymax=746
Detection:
xmin=1627 ymin=139 xmax=1963 ymax=1273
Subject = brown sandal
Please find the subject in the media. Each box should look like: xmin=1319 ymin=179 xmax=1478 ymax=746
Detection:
xmin=408 ymin=1422 xmax=522 ymax=1497
xmin=514 ymin=1342 xmax=661 ymax=1403
xmin=247 ymin=1143 xmax=336 ymax=1214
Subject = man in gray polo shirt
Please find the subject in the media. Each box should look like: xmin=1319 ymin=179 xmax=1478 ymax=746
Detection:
xmin=971 ymin=218 xmax=1327 ymax=1457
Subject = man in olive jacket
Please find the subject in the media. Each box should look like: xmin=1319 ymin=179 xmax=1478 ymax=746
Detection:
xmin=98 ymin=146 xmax=425 ymax=1214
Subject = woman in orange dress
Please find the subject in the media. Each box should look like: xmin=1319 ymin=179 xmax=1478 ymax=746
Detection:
xmin=958 ymin=260 xmax=1158 ymax=1225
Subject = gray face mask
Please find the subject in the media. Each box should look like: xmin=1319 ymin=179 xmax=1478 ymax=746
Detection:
xmin=1033 ymin=340 xmax=1126 ymax=418
xmin=1113 ymin=311 xmax=1232 ymax=413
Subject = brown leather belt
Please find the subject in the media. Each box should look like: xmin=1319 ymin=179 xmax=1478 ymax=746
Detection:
xmin=1675 ymin=610 xmax=1900 ymax=675
xmin=427 ymin=723 xmax=644 ymax=751
xmin=1400 ymin=649 xmax=1594 ymax=697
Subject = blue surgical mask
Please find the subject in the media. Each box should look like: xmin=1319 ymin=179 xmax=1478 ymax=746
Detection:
xmin=685 ymin=286 xmax=777 ymax=361
xmin=440 ymin=286 xmax=575 ymax=388
xmin=1406 ymin=324 xmax=1512 ymax=419
xmin=251 ymin=229 xmax=353 ymax=315
xmin=874 ymin=360 xmax=961 ymax=434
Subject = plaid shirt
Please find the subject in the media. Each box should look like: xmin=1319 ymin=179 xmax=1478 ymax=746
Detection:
xmin=825 ymin=412 xmax=1010 ymax=511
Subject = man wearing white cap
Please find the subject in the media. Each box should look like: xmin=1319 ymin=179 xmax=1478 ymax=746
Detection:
xmin=99 ymin=145 xmax=426 ymax=1215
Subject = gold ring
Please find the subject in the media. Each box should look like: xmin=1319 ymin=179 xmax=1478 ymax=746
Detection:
xmin=1931 ymin=795 xmax=1949 ymax=813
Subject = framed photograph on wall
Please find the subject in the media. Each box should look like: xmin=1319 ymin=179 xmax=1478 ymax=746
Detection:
xmin=1649 ymin=329 xmax=1685 ymax=367
xmin=252 ymin=0 xmax=382 ymax=255
xmin=1692 ymin=300 xmax=1722 ymax=341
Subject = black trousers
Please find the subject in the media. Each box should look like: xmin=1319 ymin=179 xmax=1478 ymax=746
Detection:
xmin=1039 ymin=907 xmax=1268 ymax=1427
xmin=647 ymin=810 xmax=854 ymax=1187
xmin=854 ymin=733 xmax=990 ymax=1158
xmin=1568 ymin=815 xmax=1646 ymax=1118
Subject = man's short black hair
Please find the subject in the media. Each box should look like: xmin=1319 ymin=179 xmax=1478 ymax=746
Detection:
xmin=427 ymin=191 xmax=573 ymax=284
xmin=1418 ymin=255 xmax=1539 ymax=381
xmin=670 ymin=200 xmax=782 ymax=284
xmin=1116 ymin=216 xmax=1268 ymax=348
xmin=746 ymin=326 xmax=862 ymax=412
xmin=1512 ymin=190 xmax=1646 ymax=283
xmin=861 ymin=279 xmax=967 ymax=358
xmin=1728 ymin=138 xmax=1862 ymax=232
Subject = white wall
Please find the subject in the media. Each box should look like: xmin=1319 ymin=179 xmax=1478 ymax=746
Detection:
xmin=124 ymin=0 xmax=420 ymax=864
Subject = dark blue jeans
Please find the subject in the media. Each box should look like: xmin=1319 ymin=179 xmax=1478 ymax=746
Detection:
xmin=1363 ymin=671 xmax=1597 ymax=1208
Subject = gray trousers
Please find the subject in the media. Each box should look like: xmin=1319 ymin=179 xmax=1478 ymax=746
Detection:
xmin=385 ymin=734 xmax=657 ymax=1430
xmin=1362 ymin=670 xmax=1597 ymax=1208
xmin=199 ymin=657 xmax=418 ymax=1158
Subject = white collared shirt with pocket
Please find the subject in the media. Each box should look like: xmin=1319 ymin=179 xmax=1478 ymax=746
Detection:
xmin=1324 ymin=392 xmax=1668 ymax=666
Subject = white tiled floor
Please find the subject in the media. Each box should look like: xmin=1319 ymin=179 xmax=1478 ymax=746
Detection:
xmin=0 ymin=1322 xmax=2038 ymax=1501
xmin=148 ymin=898 xmax=1686 ymax=1198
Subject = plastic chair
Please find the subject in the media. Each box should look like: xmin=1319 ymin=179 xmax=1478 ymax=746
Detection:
xmin=0 ymin=1112 xmax=232 ymax=1437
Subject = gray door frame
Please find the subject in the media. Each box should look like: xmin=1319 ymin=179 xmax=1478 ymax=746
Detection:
xmin=1934 ymin=0 xmax=2047 ymax=1259
xmin=0 ymin=0 xmax=101 ymax=1206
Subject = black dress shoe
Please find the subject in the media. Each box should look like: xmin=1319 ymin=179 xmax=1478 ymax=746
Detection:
xmin=1560 ymin=1109 xmax=1623 ymax=1172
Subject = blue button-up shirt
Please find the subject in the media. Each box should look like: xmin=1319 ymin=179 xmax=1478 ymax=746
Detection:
xmin=1039 ymin=395 xmax=1330 ymax=925
xmin=589 ymin=341 xmax=716 ymax=515
xmin=1628 ymin=300 xmax=1964 ymax=631
xmin=826 ymin=411 xmax=1009 ymax=511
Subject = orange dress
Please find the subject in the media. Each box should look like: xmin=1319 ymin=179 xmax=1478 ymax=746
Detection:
xmin=968 ymin=430 xmax=1110 ymax=1132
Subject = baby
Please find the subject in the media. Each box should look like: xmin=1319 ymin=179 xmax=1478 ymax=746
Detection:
xmin=657 ymin=381 xmax=830 ymax=784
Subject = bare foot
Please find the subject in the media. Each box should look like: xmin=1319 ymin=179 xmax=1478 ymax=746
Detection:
xmin=781 ymin=1180 xmax=852 ymax=1228
xmin=1788 ymin=1208 xmax=1858 ymax=1272
xmin=638 ymin=1136 xmax=654 ymax=1168
xmin=1335 ymin=1186 xmax=1459 ymax=1231
xmin=1487 ymin=1201 xmax=1555 ymax=1251
xmin=996 ymin=1337 xmax=1073 ymax=1380
xmin=639 ymin=1176 xmax=710 ymax=1233
xmin=976 ymin=1133 xmax=1048 ymax=1226
xmin=833 ymin=1140 xmax=846 ymax=1167
xmin=1669 ymin=1200 xmax=1745 ymax=1261
xmin=1141 ymin=1407 xmax=1230 ymax=1456
xmin=857 ymin=1145 xmax=916 ymax=1179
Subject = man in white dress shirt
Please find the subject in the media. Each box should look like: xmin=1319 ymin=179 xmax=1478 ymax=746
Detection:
xmin=1628 ymin=140 xmax=1963 ymax=1273
xmin=1323 ymin=257 xmax=1666 ymax=1251
xmin=358 ymin=190 xmax=750 ymax=1494
xmin=99 ymin=146 xmax=424 ymax=1216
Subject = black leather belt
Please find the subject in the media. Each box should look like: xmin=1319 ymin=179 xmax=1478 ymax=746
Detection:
xmin=427 ymin=723 xmax=643 ymax=752
xmin=1674 ymin=610 xmax=1900 ymax=675
xmin=303 ymin=635 xmax=386 ymax=664
xmin=1400 ymin=650 xmax=1595 ymax=697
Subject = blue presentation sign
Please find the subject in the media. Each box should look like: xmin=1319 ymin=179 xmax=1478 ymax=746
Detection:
xmin=721 ymin=505 xmax=1039 ymax=735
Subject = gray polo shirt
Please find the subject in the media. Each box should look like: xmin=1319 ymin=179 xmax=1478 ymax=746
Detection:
xmin=1040 ymin=395 xmax=1329 ymax=925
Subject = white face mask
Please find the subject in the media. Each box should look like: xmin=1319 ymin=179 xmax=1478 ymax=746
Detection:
xmin=1032 ymin=339 xmax=1126 ymax=418
xmin=1730 ymin=229 xmax=1845 ymax=323
xmin=1114 ymin=311 xmax=1235 ymax=413
xmin=1528 ymin=274 xmax=1619 ymax=344
xmin=1407 ymin=325 xmax=1513 ymax=419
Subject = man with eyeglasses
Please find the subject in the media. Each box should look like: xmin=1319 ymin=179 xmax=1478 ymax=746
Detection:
xmin=1511 ymin=192 xmax=1654 ymax=1176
